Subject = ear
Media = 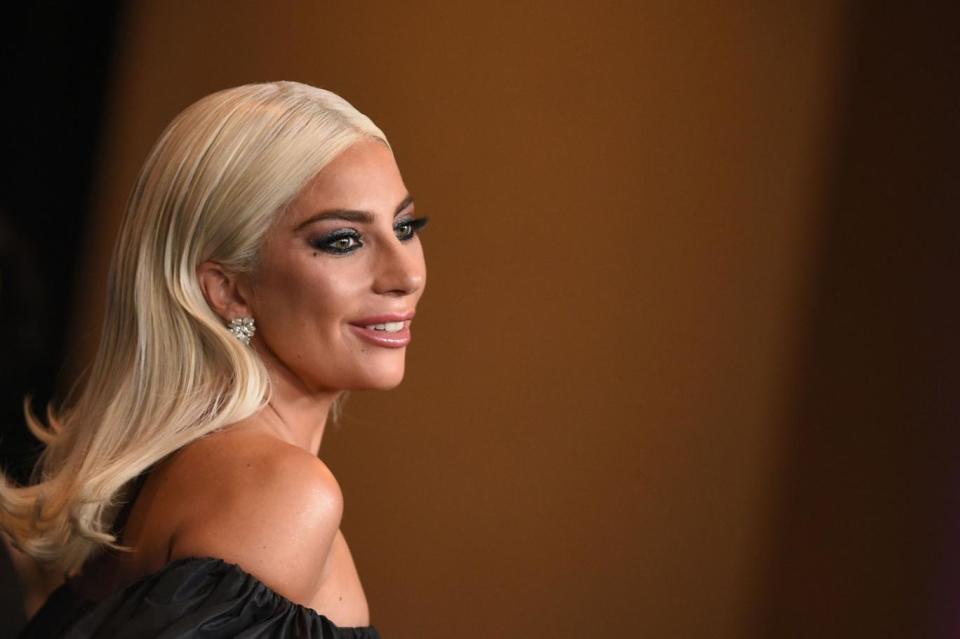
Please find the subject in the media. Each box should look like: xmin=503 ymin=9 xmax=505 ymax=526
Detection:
xmin=197 ymin=261 xmax=253 ymax=323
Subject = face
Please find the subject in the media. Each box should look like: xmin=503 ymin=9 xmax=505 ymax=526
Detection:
xmin=242 ymin=138 xmax=427 ymax=392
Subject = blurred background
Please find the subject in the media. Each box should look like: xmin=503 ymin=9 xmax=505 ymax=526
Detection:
xmin=0 ymin=2 xmax=956 ymax=637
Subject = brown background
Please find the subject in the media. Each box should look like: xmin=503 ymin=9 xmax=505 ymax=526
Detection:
xmin=64 ymin=2 xmax=957 ymax=638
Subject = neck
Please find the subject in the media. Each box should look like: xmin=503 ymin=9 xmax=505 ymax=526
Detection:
xmin=251 ymin=342 xmax=342 ymax=456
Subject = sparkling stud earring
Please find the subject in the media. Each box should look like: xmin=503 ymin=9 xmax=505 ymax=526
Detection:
xmin=228 ymin=317 xmax=256 ymax=345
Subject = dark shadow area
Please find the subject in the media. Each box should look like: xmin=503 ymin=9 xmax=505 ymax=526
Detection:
xmin=754 ymin=2 xmax=958 ymax=637
xmin=0 ymin=3 xmax=124 ymax=483
xmin=0 ymin=4 xmax=123 ymax=636
xmin=0 ymin=541 xmax=25 ymax=638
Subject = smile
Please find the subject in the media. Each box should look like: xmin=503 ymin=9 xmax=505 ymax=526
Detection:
xmin=364 ymin=321 xmax=404 ymax=332
xmin=348 ymin=313 xmax=415 ymax=348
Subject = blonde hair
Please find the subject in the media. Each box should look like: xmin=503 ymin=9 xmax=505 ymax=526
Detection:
xmin=0 ymin=81 xmax=388 ymax=575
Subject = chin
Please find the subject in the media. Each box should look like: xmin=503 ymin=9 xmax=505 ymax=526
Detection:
xmin=365 ymin=377 xmax=404 ymax=391
xmin=348 ymin=376 xmax=405 ymax=392
xmin=350 ymin=360 xmax=407 ymax=391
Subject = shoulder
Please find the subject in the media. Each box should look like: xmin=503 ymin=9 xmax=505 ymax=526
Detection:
xmin=163 ymin=430 xmax=343 ymax=604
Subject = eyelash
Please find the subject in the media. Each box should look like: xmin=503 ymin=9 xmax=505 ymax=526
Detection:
xmin=310 ymin=217 xmax=430 ymax=255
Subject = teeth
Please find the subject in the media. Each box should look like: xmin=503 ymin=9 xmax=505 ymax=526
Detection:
xmin=365 ymin=321 xmax=404 ymax=332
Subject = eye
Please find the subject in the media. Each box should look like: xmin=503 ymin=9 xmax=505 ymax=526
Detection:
xmin=310 ymin=230 xmax=363 ymax=254
xmin=394 ymin=217 xmax=430 ymax=242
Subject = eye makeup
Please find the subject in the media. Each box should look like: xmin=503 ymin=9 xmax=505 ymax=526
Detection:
xmin=310 ymin=229 xmax=362 ymax=254
xmin=309 ymin=216 xmax=429 ymax=255
xmin=393 ymin=216 xmax=429 ymax=241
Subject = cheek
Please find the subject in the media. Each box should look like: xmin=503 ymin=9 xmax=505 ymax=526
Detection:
xmin=307 ymin=277 xmax=361 ymax=339
xmin=253 ymin=255 xmax=368 ymax=341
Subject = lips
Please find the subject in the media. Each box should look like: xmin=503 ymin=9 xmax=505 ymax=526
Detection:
xmin=348 ymin=312 xmax=415 ymax=348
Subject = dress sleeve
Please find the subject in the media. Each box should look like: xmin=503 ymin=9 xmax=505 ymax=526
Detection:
xmin=58 ymin=557 xmax=381 ymax=639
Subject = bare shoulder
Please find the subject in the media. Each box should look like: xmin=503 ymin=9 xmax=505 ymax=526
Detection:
xmin=161 ymin=429 xmax=343 ymax=604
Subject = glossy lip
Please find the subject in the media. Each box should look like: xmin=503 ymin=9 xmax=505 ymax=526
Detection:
xmin=349 ymin=311 xmax=416 ymax=326
xmin=347 ymin=311 xmax=415 ymax=349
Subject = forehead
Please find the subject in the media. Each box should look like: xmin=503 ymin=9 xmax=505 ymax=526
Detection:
xmin=288 ymin=138 xmax=406 ymax=216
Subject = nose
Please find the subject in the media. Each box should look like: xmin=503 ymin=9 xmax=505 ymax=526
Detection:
xmin=371 ymin=236 xmax=425 ymax=297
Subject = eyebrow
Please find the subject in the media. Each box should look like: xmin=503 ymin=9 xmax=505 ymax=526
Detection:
xmin=295 ymin=193 xmax=415 ymax=230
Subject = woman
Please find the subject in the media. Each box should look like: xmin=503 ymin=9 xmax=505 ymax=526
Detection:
xmin=0 ymin=81 xmax=427 ymax=637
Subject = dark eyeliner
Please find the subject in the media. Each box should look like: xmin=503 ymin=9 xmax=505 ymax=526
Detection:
xmin=310 ymin=228 xmax=363 ymax=254
xmin=394 ymin=216 xmax=430 ymax=241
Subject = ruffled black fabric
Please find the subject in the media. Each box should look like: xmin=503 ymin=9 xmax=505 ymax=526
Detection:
xmin=18 ymin=556 xmax=381 ymax=638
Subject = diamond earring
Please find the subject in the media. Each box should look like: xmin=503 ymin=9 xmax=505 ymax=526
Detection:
xmin=228 ymin=317 xmax=256 ymax=345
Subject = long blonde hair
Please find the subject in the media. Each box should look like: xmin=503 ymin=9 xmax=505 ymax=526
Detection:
xmin=0 ymin=81 xmax=388 ymax=575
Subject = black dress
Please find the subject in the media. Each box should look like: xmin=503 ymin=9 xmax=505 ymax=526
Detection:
xmin=16 ymin=474 xmax=381 ymax=638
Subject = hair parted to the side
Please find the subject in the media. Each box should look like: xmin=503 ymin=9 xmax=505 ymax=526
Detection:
xmin=0 ymin=81 xmax=388 ymax=575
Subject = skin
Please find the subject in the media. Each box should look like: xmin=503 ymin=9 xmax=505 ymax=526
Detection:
xmin=12 ymin=138 xmax=425 ymax=627
xmin=200 ymin=136 xmax=427 ymax=453
xmin=180 ymin=138 xmax=425 ymax=624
